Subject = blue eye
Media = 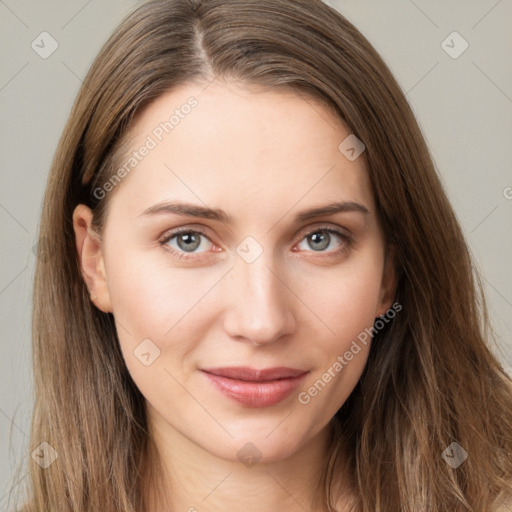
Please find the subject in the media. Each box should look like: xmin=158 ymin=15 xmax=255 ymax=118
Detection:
xmin=296 ymin=228 xmax=348 ymax=253
xmin=159 ymin=226 xmax=350 ymax=261
xmin=162 ymin=230 xmax=212 ymax=256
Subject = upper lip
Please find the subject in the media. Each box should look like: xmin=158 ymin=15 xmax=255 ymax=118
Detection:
xmin=201 ymin=366 xmax=308 ymax=382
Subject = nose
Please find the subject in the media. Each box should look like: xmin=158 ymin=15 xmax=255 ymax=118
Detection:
xmin=222 ymin=251 xmax=297 ymax=347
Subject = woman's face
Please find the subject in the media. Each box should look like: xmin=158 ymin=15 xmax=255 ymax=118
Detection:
xmin=75 ymin=79 xmax=395 ymax=464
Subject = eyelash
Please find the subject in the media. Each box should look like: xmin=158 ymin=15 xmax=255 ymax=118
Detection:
xmin=158 ymin=225 xmax=352 ymax=261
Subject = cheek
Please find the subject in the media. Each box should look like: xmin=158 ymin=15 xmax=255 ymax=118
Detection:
xmin=103 ymin=250 xmax=224 ymax=408
xmin=294 ymin=250 xmax=384 ymax=344
xmin=105 ymin=238 xmax=384 ymax=352
xmin=104 ymin=231 xmax=383 ymax=380
xmin=290 ymin=252 xmax=383 ymax=411
xmin=105 ymin=246 xmax=221 ymax=332
xmin=103 ymin=246 xmax=229 ymax=384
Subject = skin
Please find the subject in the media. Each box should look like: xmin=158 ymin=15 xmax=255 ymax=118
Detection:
xmin=73 ymin=78 xmax=396 ymax=512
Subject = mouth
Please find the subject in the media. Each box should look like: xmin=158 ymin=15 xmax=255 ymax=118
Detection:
xmin=200 ymin=366 xmax=309 ymax=408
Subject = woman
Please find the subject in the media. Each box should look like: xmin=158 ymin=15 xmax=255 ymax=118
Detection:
xmin=19 ymin=0 xmax=512 ymax=510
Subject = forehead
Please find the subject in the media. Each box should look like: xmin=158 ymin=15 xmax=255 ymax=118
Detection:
xmin=106 ymin=79 xmax=374 ymax=223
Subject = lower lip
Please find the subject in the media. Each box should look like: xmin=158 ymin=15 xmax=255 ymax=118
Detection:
xmin=201 ymin=371 xmax=308 ymax=408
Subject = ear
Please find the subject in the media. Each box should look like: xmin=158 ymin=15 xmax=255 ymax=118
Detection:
xmin=72 ymin=204 xmax=112 ymax=313
xmin=376 ymin=244 xmax=397 ymax=317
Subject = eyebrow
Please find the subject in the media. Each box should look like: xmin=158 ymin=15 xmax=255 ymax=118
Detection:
xmin=139 ymin=200 xmax=370 ymax=224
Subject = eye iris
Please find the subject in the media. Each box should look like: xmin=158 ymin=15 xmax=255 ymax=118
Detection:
xmin=308 ymin=231 xmax=330 ymax=251
xmin=177 ymin=232 xmax=201 ymax=252
xmin=172 ymin=231 xmax=336 ymax=253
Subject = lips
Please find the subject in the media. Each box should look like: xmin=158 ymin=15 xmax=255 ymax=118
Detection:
xmin=202 ymin=366 xmax=307 ymax=381
xmin=201 ymin=366 xmax=309 ymax=408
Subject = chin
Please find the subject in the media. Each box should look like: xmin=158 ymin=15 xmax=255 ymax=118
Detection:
xmin=207 ymin=421 xmax=321 ymax=465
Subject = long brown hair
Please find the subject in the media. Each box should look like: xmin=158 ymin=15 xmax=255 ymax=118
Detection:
xmin=16 ymin=0 xmax=512 ymax=510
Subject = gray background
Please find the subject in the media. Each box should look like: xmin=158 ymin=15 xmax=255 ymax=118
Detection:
xmin=1 ymin=0 xmax=511 ymax=508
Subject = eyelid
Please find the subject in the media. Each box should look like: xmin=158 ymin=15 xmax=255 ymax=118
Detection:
xmin=292 ymin=223 xmax=351 ymax=256
xmin=296 ymin=222 xmax=350 ymax=241
xmin=158 ymin=225 xmax=210 ymax=243
xmin=158 ymin=227 xmax=215 ymax=262
xmin=158 ymin=222 xmax=352 ymax=259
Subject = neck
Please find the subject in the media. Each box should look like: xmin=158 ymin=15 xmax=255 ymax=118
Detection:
xmin=142 ymin=406 xmax=348 ymax=512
